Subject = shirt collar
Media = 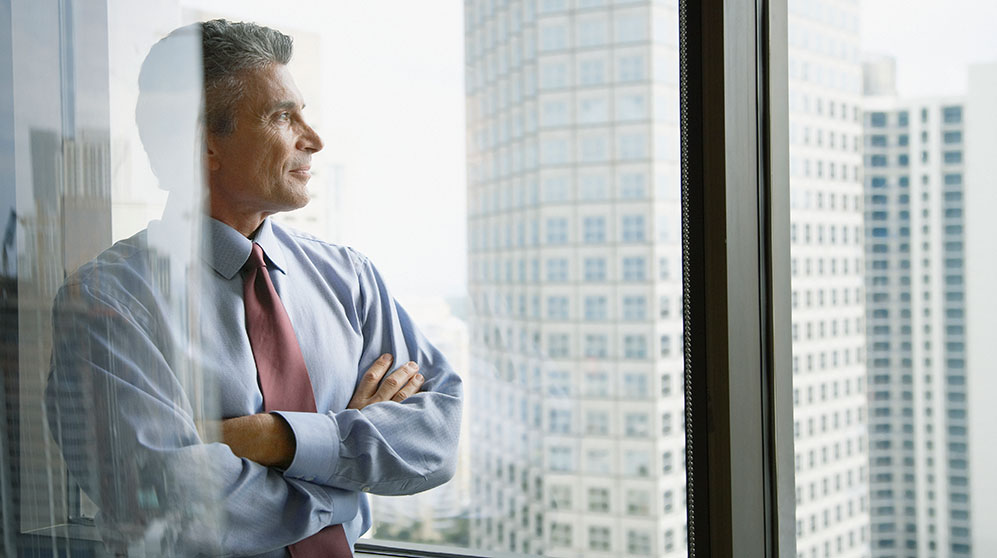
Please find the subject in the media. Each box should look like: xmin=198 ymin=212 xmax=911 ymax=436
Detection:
xmin=203 ymin=217 xmax=287 ymax=280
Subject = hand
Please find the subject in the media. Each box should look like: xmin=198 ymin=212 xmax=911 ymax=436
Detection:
xmin=348 ymin=354 xmax=425 ymax=410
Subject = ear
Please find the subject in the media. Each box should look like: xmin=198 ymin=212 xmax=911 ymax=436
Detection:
xmin=205 ymin=134 xmax=222 ymax=172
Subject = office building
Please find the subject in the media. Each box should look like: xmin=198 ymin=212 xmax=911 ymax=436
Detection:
xmin=789 ymin=1 xmax=871 ymax=557
xmin=862 ymin=77 xmax=971 ymax=557
xmin=464 ymin=0 xmax=684 ymax=556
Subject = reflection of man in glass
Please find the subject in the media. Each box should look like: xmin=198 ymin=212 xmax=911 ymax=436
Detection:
xmin=46 ymin=20 xmax=461 ymax=556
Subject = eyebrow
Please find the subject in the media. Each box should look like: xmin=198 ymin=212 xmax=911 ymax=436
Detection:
xmin=270 ymin=100 xmax=304 ymax=112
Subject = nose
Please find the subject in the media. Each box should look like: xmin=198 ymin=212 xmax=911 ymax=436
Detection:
xmin=298 ymin=121 xmax=323 ymax=153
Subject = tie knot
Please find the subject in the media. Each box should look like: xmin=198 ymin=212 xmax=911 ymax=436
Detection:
xmin=244 ymin=242 xmax=268 ymax=272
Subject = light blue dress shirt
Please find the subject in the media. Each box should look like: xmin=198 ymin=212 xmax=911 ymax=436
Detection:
xmin=45 ymin=209 xmax=463 ymax=556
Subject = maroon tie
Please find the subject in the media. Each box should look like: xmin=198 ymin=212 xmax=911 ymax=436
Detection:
xmin=242 ymin=242 xmax=352 ymax=557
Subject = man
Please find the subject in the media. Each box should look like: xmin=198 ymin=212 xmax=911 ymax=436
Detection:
xmin=45 ymin=20 xmax=462 ymax=556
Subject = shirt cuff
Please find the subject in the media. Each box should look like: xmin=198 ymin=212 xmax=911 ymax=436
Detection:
xmin=271 ymin=410 xmax=340 ymax=484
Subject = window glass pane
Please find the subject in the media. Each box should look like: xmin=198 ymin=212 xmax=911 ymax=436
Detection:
xmin=792 ymin=1 xmax=996 ymax=557
xmin=5 ymin=1 xmax=691 ymax=557
xmin=466 ymin=1 xmax=685 ymax=556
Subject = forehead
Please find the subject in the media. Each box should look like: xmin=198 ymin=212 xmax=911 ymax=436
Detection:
xmin=237 ymin=64 xmax=304 ymax=112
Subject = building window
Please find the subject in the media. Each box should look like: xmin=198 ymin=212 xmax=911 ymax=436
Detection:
xmin=584 ymin=295 xmax=608 ymax=320
xmin=660 ymin=335 xmax=672 ymax=357
xmin=943 ymin=106 xmax=963 ymax=123
xmin=548 ymin=333 xmax=570 ymax=358
xmin=623 ymin=372 xmax=649 ymax=398
xmin=586 ymin=449 xmax=611 ymax=474
xmin=588 ymin=487 xmax=610 ymax=513
xmin=578 ymin=58 xmax=607 ymax=85
xmin=583 ymin=215 xmax=607 ymax=243
xmin=626 ymin=530 xmax=652 ymax=555
xmin=623 ymin=450 xmax=651 ymax=477
xmin=588 ymin=526 xmax=611 ymax=551
xmin=546 ymin=217 xmax=569 ymax=244
xmin=625 ymin=489 xmax=651 ymax=515
xmin=551 ymin=522 xmax=573 ymax=547
xmin=621 ymin=214 xmax=647 ymax=242
xmin=624 ymin=412 xmax=649 ymax=437
xmin=585 ymin=333 xmax=609 ymax=358
xmin=547 ymin=296 xmax=569 ymax=320
xmin=539 ymin=23 xmax=568 ymax=51
xmin=614 ymin=13 xmax=647 ymax=43
xmin=539 ymin=61 xmax=569 ymax=89
xmin=585 ymin=371 xmax=610 ymax=397
xmin=624 ymin=334 xmax=648 ymax=359
xmin=578 ymin=96 xmax=609 ymax=123
xmin=618 ymin=54 xmax=645 ymax=81
xmin=620 ymin=172 xmax=647 ymax=198
xmin=617 ymin=93 xmax=647 ymax=121
xmin=580 ymin=134 xmax=610 ymax=161
xmin=549 ymin=446 xmax=574 ymax=472
xmin=546 ymin=258 xmax=569 ymax=281
xmin=618 ymin=133 xmax=647 ymax=159
xmin=549 ymin=484 xmax=572 ymax=510
xmin=577 ymin=19 xmax=608 ymax=47
xmin=548 ymin=408 xmax=572 ymax=434
xmin=617 ymin=294 xmax=646 ymax=321
xmin=585 ymin=410 xmax=609 ymax=435
xmin=584 ymin=257 xmax=607 ymax=281
xmin=622 ymin=256 xmax=647 ymax=281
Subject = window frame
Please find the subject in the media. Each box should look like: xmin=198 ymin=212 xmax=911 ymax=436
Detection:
xmin=3 ymin=0 xmax=798 ymax=557
xmin=680 ymin=0 xmax=795 ymax=556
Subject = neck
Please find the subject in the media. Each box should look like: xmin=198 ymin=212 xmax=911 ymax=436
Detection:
xmin=209 ymin=208 xmax=270 ymax=238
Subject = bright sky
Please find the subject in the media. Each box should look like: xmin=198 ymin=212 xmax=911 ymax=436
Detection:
xmin=174 ymin=0 xmax=997 ymax=301
xmin=860 ymin=0 xmax=997 ymax=97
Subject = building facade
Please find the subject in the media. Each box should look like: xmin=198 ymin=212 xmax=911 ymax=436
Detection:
xmin=788 ymin=0 xmax=871 ymax=557
xmin=463 ymin=0 xmax=684 ymax=556
xmin=862 ymin=93 xmax=972 ymax=557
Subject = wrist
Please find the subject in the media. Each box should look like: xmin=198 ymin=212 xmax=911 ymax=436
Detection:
xmin=265 ymin=412 xmax=296 ymax=469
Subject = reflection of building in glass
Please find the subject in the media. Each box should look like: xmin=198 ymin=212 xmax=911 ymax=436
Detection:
xmin=788 ymin=1 xmax=871 ymax=556
xmin=464 ymin=2 xmax=684 ymax=556
xmin=863 ymin=61 xmax=997 ymax=558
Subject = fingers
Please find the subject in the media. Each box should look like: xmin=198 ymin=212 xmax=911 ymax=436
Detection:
xmin=357 ymin=353 xmax=394 ymax=398
xmin=391 ymin=371 xmax=425 ymax=403
xmin=348 ymin=356 xmax=426 ymax=410
xmin=374 ymin=361 xmax=420 ymax=402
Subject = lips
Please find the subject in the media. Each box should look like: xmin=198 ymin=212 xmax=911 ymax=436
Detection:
xmin=289 ymin=166 xmax=311 ymax=176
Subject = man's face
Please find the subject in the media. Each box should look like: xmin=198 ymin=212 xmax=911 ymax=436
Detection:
xmin=207 ymin=63 xmax=323 ymax=223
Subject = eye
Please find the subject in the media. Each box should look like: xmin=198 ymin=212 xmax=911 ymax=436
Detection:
xmin=277 ymin=111 xmax=291 ymax=122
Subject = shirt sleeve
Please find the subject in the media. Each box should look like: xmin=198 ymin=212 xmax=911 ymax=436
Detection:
xmin=45 ymin=278 xmax=358 ymax=556
xmin=275 ymin=251 xmax=463 ymax=495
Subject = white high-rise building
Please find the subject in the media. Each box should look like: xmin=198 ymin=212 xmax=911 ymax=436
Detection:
xmin=861 ymin=92 xmax=972 ymax=557
xmin=788 ymin=1 xmax=871 ymax=557
xmin=463 ymin=1 xmax=684 ymax=556
xmin=862 ymin=60 xmax=997 ymax=558
xmin=965 ymin=62 xmax=997 ymax=558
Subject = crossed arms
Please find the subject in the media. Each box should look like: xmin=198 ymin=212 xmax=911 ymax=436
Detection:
xmin=45 ymin=251 xmax=462 ymax=555
xmin=220 ymin=355 xmax=426 ymax=469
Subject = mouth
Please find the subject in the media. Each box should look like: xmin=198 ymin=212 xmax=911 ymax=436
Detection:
xmin=289 ymin=166 xmax=312 ymax=177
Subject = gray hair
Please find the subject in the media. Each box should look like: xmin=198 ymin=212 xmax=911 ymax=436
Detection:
xmin=135 ymin=20 xmax=293 ymax=187
xmin=200 ymin=19 xmax=293 ymax=135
